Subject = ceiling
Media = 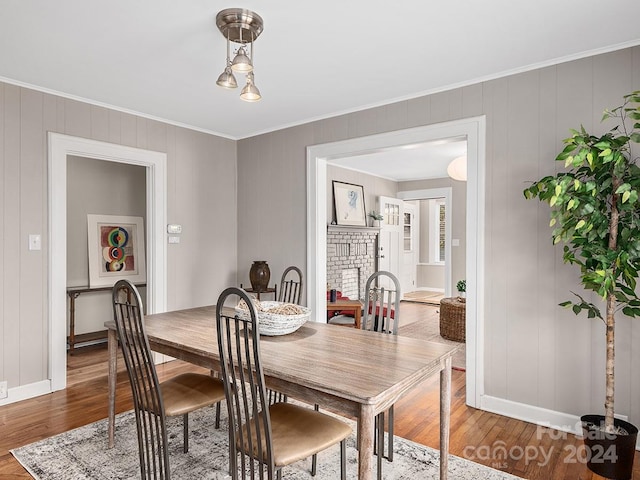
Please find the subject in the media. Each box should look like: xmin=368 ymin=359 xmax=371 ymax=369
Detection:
xmin=1 ymin=1 xmax=638 ymax=144
xmin=328 ymin=137 xmax=467 ymax=181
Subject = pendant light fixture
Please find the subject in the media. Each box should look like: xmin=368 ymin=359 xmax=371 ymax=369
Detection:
xmin=215 ymin=8 xmax=263 ymax=102
xmin=447 ymin=155 xmax=467 ymax=181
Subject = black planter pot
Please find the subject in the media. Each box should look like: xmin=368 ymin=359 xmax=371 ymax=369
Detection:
xmin=581 ymin=414 xmax=638 ymax=480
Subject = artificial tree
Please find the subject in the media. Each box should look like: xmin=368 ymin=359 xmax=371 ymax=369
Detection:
xmin=523 ymin=91 xmax=640 ymax=435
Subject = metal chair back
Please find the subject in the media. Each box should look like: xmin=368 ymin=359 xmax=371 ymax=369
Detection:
xmin=112 ymin=279 xmax=170 ymax=480
xmin=363 ymin=270 xmax=401 ymax=334
xmin=278 ymin=266 xmax=303 ymax=304
xmin=216 ymin=287 xmax=275 ymax=479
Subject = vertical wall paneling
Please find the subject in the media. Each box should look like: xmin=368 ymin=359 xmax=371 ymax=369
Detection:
xmin=536 ymin=66 xmax=559 ymax=409
xmin=63 ymin=99 xmax=91 ymax=138
xmin=3 ymin=84 xmax=21 ymax=389
xmin=0 ymin=83 xmax=5 ymax=382
xmin=237 ymin=47 xmax=640 ymax=431
xmin=504 ymin=71 xmax=541 ymax=404
xmin=90 ymin=106 xmax=109 ymax=142
xmin=19 ymin=88 xmax=45 ymax=385
xmin=483 ymin=76 xmax=509 ymax=399
xmin=554 ymin=57 xmax=595 ymax=416
xmin=0 ymin=81 xmax=237 ymax=403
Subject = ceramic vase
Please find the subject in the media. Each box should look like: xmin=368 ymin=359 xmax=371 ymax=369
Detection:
xmin=249 ymin=261 xmax=270 ymax=292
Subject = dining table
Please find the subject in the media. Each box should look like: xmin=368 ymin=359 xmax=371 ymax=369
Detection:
xmin=105 ymin=305 xmax=457 ymax=480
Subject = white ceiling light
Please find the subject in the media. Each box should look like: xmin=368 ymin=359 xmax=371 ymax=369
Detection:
xmin=447 ymin=156 xmax=467 ymax=181
xmin=216 ymin=8 xmax=263 ymax=102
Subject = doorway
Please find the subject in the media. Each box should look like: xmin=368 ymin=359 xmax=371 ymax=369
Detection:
xmin=306 ymin=117 xmax=486 ymax=407
xmin=48 ymin=133 xmax=167 ymax=392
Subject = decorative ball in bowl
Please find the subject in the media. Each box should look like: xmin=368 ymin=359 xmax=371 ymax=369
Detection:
xmin=235 ymin=300 xmax=311 ymax=336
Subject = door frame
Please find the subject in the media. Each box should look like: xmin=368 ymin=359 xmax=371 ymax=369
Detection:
xmin=306 ymin=116 xmax=485 ymax=407
xmin=397 ymin=188 xmax=453 ymax=298
xmin=48 ymin=133 xmax=167 ymax=391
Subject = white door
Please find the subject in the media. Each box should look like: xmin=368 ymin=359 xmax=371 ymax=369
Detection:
xmin=377 ymin=196 xmax=403 ymax=288
xmin=401 ymin=202 xmax=418 ymax=296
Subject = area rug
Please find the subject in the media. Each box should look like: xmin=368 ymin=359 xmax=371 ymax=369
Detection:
xmin=12 ymin=406 xmax=521 ymax=480
xmin=403 ymin=291 xmax=444 ymax=305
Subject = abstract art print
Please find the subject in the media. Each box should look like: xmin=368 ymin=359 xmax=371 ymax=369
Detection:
xmin=87 ymin=214 xmax=146 ymax=288
xmin=332 ymin=181 xmax=367 ymax=226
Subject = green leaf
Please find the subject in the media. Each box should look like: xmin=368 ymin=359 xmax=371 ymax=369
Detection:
xmin=622 ymin=191 xmax=631 ymax=203
xmin=599 ymin=148 xmax=613 ymax=158
xmin=615 ymin=183 xmax=631 ymax=194
xmin=576 ymin=219 xmax=586 ymax=230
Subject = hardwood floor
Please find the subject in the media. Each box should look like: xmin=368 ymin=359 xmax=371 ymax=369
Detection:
xmin=0 ymin=339 xmax=638 ymax=479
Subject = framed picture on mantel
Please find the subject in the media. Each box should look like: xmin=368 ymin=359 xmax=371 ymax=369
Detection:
xmin=332 ymin=181 xmax=367 ymax=227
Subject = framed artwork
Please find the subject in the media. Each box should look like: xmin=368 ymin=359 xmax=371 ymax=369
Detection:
xmin=87 ymin=214 xmax=146 ymax=288
xmin=332 ymin=181 xmax=367 ymax=226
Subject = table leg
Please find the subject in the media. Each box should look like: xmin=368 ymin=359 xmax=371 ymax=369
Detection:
xmin=439 ymin=356 xmax=452 ymax=479
xmin=357 ymin=403 xmax=374 ymax=480
xmin=354 ymin=306 xmax=361 ymax=329
xmin=107 ymin=328 xmax=117 ymax=448
xmin=68 ymin=293 xmax=79 ymax=354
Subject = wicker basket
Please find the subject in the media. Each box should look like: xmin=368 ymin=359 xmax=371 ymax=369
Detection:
xmin=439 ymin=297 xmax=466 ymax=342
xmin=235 ymin=301 xmax=311 ymax=336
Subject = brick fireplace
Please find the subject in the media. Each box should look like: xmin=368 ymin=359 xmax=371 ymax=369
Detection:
xmin=326 ymin=225 xmax=378 ymax=300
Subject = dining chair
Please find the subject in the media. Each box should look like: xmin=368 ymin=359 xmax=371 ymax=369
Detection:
xmin=270 ymin=266 xmax=303 ymax=406
xmin=216 ymin=287 xmax=352 ymax=480
xmin=112 ymin=279 xmax=226 ymax=480
xmin=278 ymin=265 xmax=303 ymax=304
xmin=362 ymin=270 xmax=401 ymax=480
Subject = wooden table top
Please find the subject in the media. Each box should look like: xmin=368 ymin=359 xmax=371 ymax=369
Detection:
xmin=108 ymin=305 xmax=457 ymax=408
xmin=326 ymin=298 xmax=363 ymax=308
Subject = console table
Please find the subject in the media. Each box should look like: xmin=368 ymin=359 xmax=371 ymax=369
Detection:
xmin=67 ymin=283 xmax=145 ymax=353
xmin=239 ymin=284 xmax=277 ymax=301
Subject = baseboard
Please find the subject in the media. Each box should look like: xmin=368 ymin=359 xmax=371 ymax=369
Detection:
xmin=0 ymin=380 xmax=51 ymax=406
xmin=480 ymin=394 xmax=640 ymax=450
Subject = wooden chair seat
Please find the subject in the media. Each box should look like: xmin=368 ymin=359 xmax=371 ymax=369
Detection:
xmin=160 ymin=373 xmax=225 ymax=417
xmin=239 ymin=402 xmax=352 ymax=467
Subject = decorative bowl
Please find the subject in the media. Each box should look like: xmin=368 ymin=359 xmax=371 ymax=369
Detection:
xmin=235 ymin=300 xmax=310 ymax=336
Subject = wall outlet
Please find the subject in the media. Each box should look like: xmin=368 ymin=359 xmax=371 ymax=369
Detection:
xmin=0 ymin=381 xmax=7 ymax=399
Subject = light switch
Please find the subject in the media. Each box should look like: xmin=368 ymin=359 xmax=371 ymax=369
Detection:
xmin=452 ymin=239 xmax=460 ymax=247
xmin=168 ymin=236 xmax=180 ymax=244
xmin=29 ymin=234 xmax=41 ymax=251
xmin=167 ymin=224 xmax=182 ymax=234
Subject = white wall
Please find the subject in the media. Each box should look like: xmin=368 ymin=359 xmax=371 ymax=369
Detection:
xmin=237 ymin=46 xmax=640 ymax=430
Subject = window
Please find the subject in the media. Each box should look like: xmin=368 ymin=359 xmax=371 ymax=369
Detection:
xmin=429 ymin=199 xmax=446 ymax=264
xmin=438 ymin=202 xmax=446 ymax=262
xmin=403 ymin=211 xmax=412 ymax=251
